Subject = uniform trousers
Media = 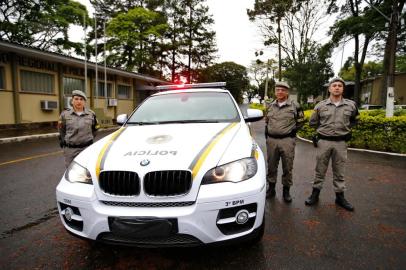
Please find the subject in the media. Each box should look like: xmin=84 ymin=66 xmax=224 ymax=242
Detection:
xmin=266 ymin=136 xmax=296 ymax=186
xmin=63 ymin=147 xmax=86 ymax=168
xmin=313 ymin=139 xmax=347 ymax=192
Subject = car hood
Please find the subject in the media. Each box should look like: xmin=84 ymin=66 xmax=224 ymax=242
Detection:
xmin=76 ymin=122 xmax=255 ymax=179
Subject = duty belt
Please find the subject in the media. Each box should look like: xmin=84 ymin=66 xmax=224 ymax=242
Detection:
xmin=317 ymin=134 xmax=350 ymax=142
xmin=267 ymin=132 xmax=296 ymax=139
xmin=66 ymin=140 xmax=93 ymax=148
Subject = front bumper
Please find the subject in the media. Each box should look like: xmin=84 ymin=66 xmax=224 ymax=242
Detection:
xmin=56 ymin=178 xmax=266 ymax=247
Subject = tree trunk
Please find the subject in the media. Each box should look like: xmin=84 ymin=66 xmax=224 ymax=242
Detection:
xmin=380 ymin=0 xmax=405 ymax=105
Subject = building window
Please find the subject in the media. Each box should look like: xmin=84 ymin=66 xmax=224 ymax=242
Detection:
xmin=20 ymin=70 xmax=54 ymax=93
xmin=0 ymin=66 xmax=4 ymax=89
xmin=93 ymin=81 xmax=112 ymax=98
xmin=63 ymin=77 xmax=85 ymax=95
xmin=117 ymin=84 xmax=131 ymax=99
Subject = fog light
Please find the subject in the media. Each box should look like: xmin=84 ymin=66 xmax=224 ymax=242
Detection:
xmin=235 ymin=210 xmax=249 ymax=224
xmin=65 ymin=207 xmax=74 ymax=221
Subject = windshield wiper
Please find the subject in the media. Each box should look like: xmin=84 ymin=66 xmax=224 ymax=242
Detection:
xmin=126 ymin=121 xmax=159 ymax=125
xmin=157 ymin=120 xmax=222 ymax=124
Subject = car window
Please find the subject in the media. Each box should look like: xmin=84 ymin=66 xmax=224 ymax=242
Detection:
xmin=128 ymin=91 xmax=240 ymax=123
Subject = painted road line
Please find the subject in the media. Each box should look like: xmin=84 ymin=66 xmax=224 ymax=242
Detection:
xmin=0 ymin=151 xmax=63 ymax=167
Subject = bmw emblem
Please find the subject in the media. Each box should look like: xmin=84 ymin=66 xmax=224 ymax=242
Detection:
xmin=140 ymin=159 xmax=150 ymax=166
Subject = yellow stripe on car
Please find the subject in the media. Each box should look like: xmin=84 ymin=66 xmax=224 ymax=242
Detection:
xmin=191 ymin=122 xmax=238 ymax=178
xmin=96 ymin=127 xmax=126 ymax=178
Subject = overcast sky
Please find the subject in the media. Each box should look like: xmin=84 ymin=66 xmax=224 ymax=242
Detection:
xmin=71 ymin=0 xmax=352 ymax=76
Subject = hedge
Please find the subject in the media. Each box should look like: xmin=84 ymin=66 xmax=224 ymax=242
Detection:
xmin=248 ymin=104 xmax=406 ymax=153
xmin=297 ymin=109 xmax=406 ymax=154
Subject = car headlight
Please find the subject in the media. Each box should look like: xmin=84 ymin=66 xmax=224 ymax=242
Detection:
xmin=202 ymin=157 xmax=257 ymax=184
xmin=64 ymin=161 xmax=92 ymax=184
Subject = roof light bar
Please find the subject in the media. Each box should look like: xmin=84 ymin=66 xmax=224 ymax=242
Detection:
xmin=156 ymin=82 xmax=226 ymax=91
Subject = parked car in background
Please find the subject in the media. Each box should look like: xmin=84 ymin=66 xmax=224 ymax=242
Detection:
xmin=360 ymin=104 xmax=384 ymax=110
xmin=394 ymin=105 xmax=406 ymax=110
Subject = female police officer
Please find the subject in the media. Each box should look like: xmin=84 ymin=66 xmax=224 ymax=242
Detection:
xmin=58 ymin=90 xmax=99 ymax=168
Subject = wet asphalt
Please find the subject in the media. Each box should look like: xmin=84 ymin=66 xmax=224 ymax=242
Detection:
xmin=0 ymin=121 xmax=405 ymax=269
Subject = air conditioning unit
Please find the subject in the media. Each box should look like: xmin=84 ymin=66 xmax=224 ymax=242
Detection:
xmin=40 ymin=100 xmax=58 ymax=111
xmin=64 ymin=97 xmax=72 ymax=109
xmin=108 ymin=98 xmax=118 ymax=107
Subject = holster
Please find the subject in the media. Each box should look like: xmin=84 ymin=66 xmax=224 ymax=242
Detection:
xmin=58 ymin=135 xmax=65 ymax=148
xmin=312 ymin=135 xmax=319 ymax=148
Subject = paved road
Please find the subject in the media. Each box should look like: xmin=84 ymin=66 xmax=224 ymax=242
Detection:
xmin=0 ymin=121 xmax=405 ymax=269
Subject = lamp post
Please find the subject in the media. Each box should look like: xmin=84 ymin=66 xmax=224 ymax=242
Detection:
xmin=264 ymin=60 xmax=270 ymax=100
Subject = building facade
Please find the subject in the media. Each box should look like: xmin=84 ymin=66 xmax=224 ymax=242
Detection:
xmin=360 ymin=72 xmax=406 ymax=105
xmin=0 ymin=41 xmax=168 ymax=127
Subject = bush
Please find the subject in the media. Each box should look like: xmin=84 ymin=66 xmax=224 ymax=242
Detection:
xmin=297 ymin=109 xmax=406 ymax=153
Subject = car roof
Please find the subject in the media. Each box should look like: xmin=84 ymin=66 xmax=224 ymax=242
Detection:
xmin=152 ymin=88 xmax=229 ymax=96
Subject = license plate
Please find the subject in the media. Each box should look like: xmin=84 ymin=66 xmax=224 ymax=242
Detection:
xmin=108 ymin=217 xmax=178 ymax=239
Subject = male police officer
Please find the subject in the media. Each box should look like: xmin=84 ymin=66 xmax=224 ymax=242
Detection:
xmin=305 ymin=77 xmax=358 ymax=211
xmin=265 ymin=81 xmax=304 ymax=202
xmin=58 ymin=90 xmax=99 ymax=168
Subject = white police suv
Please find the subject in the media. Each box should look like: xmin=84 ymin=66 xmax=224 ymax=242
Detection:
xmin=56 ymin=82 xmax=266 ymax=247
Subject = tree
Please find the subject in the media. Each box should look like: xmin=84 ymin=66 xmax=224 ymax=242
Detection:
xmin=327 ymin=0 xmax=390 ymax=104
xmin=338 ymin=58 xmax=384 ymax=81
xmin=284 ymin=43 xmax=333 ymax=103
xmin=248 ymin=0 xmax=332 ymax=103
xmin=90 ymin=0 xmax=217 ymax=81
xmin=106 ymin=7 xmax=167 ymax=72
xmin=247 ymin=0 xmax=307 ymax=80
xmin=248 ymin=58 xmax=277 ymax=98
xmin=199 ymin=62 xmax=250 ymax=103
xmin=0 ymin=0 xmax=89 ymax=53
xmin=161 ymin=0 xmax=217 ymax=83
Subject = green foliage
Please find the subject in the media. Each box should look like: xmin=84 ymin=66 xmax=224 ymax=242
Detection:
xmin=107 ymin=7 xmax=167 ymax=72
xmin=91 ymin=0 xmax=217 ymax=80
xmin=396 ymin=55 xmax=406 ymax=72
xmin=298 ymin=110 xmax=406 ymax=153
xmin=0 ymin=0 xmax=89 ymax=53
xmin=199 ymin=62 xmax=250 ymax=103
xmin=284 ymin=43 xmax=334 ymax=104
xmin=339 ymin=58 xmax=385 ymax=80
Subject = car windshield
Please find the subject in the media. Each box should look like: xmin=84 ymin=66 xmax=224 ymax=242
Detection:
xmin=127 ymin=91 xmax=240 ymax=124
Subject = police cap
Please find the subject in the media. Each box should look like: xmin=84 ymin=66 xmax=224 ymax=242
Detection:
xmin=329 ymin=77 xmax=346 ymax=87
xmin=72 ymin=90 xmax=87 ymax=101
xmin=275 ymin=81 xmax=290 ymax=90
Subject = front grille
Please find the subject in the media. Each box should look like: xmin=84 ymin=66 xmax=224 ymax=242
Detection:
xmin=144 ymin=170 xmax=192 ymax=196
xmin=99 ymin=171 xmax=140 ymax=196
xmin=101 ymin=201 xmax=195 ymax=207
xmin=97 ymin=232 xmax=203 ymax=247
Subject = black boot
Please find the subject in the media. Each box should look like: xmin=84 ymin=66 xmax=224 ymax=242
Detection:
xmin=266 ymin=182 xmax=276 ymax=198
xmin=283 ymin=186 xmax=292 ymax=203
xmin=335 ymin=192 xmax=354 ymax=211
xmin=305 ymin=188 xmax=320 ymax=206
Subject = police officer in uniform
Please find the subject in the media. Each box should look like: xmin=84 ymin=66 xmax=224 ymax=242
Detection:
xmin=265 ymin=81 xmax=304 ymax=202
xmin=305 ymin=77 xmax=358 ymax=211
xmin=58 ymin=90 xmax=99 ymax=168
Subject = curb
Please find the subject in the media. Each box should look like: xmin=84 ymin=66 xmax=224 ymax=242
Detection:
xmin=297 ymin=135 xmax=406 ymax=157
xmin=0 ymin=127 xmax=120 ymax=144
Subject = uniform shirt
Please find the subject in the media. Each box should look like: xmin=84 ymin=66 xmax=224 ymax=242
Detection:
xmin=58 ymin=108 xmax=99 ymax=145
xmin=309 ymin=98 xmax=359 ymax=137
xmin=265 ymin=99 xmax=305 ymax=136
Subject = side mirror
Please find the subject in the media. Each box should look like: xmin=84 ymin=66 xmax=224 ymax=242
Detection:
xmin=116 ymin=114 xmax=128 ymax=125
xmin=244 ymin=109 xmax=264 ymax=122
